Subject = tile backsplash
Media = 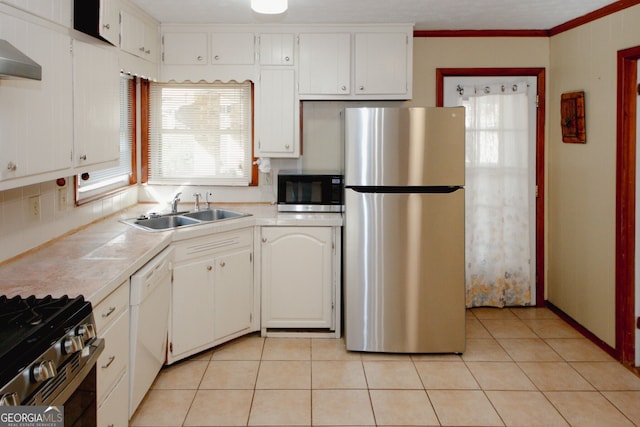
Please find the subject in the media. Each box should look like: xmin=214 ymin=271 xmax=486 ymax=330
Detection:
xmin=0 ymin=178 xmax=138 ymax=263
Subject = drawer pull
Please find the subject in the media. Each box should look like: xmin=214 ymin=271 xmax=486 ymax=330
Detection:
xmin=102 ymin=306 xmax=116 ymax=318
xmin=102 ymin=356 xmax=115 ymax=369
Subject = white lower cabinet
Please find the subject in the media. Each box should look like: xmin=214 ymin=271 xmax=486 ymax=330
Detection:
xmin=168 ymin=228 xmax=254 ymax=364
xmin=97 ymin=370 xmax=129 ymax=427
xmin=261 ymin=226 xmax=341 ymax=336
xmin=93 ymin=281 xmax=129 ymax=425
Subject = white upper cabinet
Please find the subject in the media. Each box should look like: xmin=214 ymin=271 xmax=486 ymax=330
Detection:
xmin=259 ymin=33 xmax=294 ymax=66
xmin=354 ymin=32 xmax=409 ymax=96
xmin=298 ymin=26 xmax=413 ymax=100
xmin=298 ymin=33 xmax=350 ymax=95
xmin=256 ymin=68 xmax=299 ymax=157
xmin=120 ymin=10 xmax=159 ymax=62
xmin=73 ymin=0 xmax=120 ymax=46
xmin=73 ymin=39 xmax=120 ymax=171
xmin=0 ymin=12 xmax=73 ymax=189
xmin=163 ymin=32 xmax=208 ymax=65
xmin=211 ymin=32 xmax=255 ymax=65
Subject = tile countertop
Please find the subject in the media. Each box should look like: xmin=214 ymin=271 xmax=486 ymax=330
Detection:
xmin=0 ymin=202 xmax=343 ymax=306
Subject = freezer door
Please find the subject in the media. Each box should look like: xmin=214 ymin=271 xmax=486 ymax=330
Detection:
xmin=344 ymin=188 xmax=465 ymax=353
xmin=345 ymin=107 xmax=465 ymax=187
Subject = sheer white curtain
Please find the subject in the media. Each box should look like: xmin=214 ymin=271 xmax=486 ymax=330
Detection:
xmin=460 ymin=83 xmax=532 ymax=307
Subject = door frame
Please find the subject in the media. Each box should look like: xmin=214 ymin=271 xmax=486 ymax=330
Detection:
xmin=436 ymin=67 xmax=546 ymax=307
xmin=616 ymin=46 xmax=640 ymax=367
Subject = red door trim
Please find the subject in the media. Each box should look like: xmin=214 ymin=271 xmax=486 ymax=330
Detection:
xmin=616 ymin=46 xmax=640 ymax=366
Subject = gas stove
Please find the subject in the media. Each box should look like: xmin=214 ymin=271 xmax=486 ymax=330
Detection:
xmin=0 ymin=295 xmax=104 ymax=408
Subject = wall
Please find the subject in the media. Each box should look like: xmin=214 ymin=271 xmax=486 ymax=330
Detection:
xmin=547 ymin=4 xmax=640 ymax=347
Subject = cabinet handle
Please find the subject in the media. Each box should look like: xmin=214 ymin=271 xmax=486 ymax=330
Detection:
xmin=285 ymin=144 xmax=290 ymax=149
xmin=101 ymin=356 xmax=115 ymax=369
xmin=207 ymin=265 xmax=213 ymax=271
xmin=145 ymin=49 xmax=151 ymax=54
xmin=359 ymin=85 xmax=365 ymax=91
xmin=219 ymin=261 xmax=226 ymax=267
xmin=197 ymin=55 xmax=203 ymax=61
xmin=341 ymin=85 xmax=347 ymax=91
xmin=262 ymin=237 xmax=267 ymax=243
xmin=103 ymin=24 xmax=110 ymax=30
xmin=284 ymin=56 xmax=290 ymax=62
xmin=214 ymin=55 xmax=220 ymax=60
xmin=139 ymin=46 xmax=145 ymax=52
xmin=7 ymin=161 xmax=17 ymax=171
xmin=102 ymin=306 xmax=116 ymax=318
xmin=79 ymin=154 xmax=87 ymax=161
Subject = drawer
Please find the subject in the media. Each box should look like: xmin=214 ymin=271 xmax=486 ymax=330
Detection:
xmin=173 ymin=228 xmax=253 ymax=261
xmin=97 ymin=309 xmax=129 ymax=403
xmin=97 ymin=370 xmax=129 ymax=427
xmin=94 ymin=281 xmax=129 ymax=334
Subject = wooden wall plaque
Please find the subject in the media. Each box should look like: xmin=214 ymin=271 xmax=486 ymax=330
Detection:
xmin=561 ymin=91 xmax=586 ymax=143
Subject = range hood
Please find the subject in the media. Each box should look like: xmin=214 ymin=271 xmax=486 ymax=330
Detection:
xmin=0 ymin=39 xmax=41 ymax=80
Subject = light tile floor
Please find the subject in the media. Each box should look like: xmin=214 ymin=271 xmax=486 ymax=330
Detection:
xmin=129 ymin=307 xmax=640 ymax=426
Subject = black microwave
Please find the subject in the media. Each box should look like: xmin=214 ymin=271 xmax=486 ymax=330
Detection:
xmin=277 ymin=171 xmax=344 ymax=212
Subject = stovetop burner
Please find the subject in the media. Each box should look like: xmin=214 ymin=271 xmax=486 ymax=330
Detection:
xmin=0 ymin=295 xmax=72 ymax=326
xmin=0 ymin=295 xmax=93 ymax=391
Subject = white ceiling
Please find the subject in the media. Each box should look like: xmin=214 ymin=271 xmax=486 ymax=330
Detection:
xmin=129 ymin=0 xmax=616 ymax=31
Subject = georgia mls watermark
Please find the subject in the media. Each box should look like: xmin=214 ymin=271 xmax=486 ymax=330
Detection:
xmin=0 ymin=406 xmax=64 ymax=427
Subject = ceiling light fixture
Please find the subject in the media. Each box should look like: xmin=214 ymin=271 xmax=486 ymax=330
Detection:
xmin=251 ymin=0 xmax=287 ymax=14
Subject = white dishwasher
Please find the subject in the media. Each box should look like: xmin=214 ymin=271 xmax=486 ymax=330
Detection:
xmin=129 ymin=246 xmax=172 ymax=418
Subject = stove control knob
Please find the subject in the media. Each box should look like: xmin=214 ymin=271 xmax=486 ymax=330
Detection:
xmin=75 ymin=324 xmax=96 ymax=341
xmin=0 ymin=392 xmax=19 ymax=406
xmin=31 ymin=360 xmax=57 ymax=383
xmin=62 ymin=335 xmax=85 ymax=354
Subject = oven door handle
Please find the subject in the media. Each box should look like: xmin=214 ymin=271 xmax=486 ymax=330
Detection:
xmin=50 ymin=338 xmax=105 ymax=406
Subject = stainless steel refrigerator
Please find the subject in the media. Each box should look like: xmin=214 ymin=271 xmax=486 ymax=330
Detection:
xmin=344 ymin=107 xmax=466 ymax=353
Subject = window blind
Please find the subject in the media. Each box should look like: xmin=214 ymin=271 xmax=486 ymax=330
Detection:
xmin=148 ymin=81 xmax=252 ymax=186
xmin=77 ymin=74 xmax=134 ymax=198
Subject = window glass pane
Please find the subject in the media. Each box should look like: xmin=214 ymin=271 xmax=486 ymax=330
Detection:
xmin=148 ymin=82 xmax=252 ymax=186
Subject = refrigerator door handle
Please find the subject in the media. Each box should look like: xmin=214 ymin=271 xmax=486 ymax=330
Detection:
xmin=346 ymin=185 xmax=463 ymax=194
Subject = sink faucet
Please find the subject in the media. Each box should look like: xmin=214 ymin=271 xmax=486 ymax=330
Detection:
xmin=193 ymin=192 xmax=202 ymax=211
xmin=205 ymin=191 xmax=213 ymax=210
xmin=170 ymin=192 xmax=182 ymax=213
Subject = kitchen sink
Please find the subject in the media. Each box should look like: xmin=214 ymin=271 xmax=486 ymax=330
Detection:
xmin=121 ymin=208 xmax=251 ymax=231
xmin=134 ymin=215 xmax=200 ymax=230
xmin=182 ymin=209 xmax=246 ymax=222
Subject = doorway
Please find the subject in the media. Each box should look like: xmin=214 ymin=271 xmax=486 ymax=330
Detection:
xmin=437 ymin=68 xmax=546 ymax=307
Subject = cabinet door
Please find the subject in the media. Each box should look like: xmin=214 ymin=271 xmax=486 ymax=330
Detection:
xmin=120 ymin=11 xmax=145 ymax=57
xmin=97 ymin=371 xmax=129 ymax=427
xmin=211 ymin=33 xmax=255 ymax=64
xmin=170 ymin=258 xmax=215 ymax=357
xmin=163 ymin=32 xmax=208 ymax=65
xmin=298 ymin=33 xmax=350 ymax=95
xmin=261 ymin=227 xmax=333 ymax=328
xmin=143 ymin=22 xmax=160 ymax=62
xmin=213 ymin=247 xmax=253 ymax=342
xmin=98 ymin=0 xmax=119 ymax=46
xmin=121 ymin=11 xmax=159 ymax=62
xmin=259 ymin=33 xmax=294 ymax=65
xmin=73 ymin=40 xmax=120 ymax=170
xmin=0 ymin=18 xmax=73 ymax=184
xmin=354 ymin=32 xmax=408 ymax=95
xmin=257 ymin=68 xmax=299 ymax=157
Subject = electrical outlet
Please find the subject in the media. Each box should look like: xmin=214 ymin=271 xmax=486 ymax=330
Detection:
xmin=28 ymin=196 xmax=40 ymax=220
xmin=57 ymin=187 xmax=67 ymax=210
